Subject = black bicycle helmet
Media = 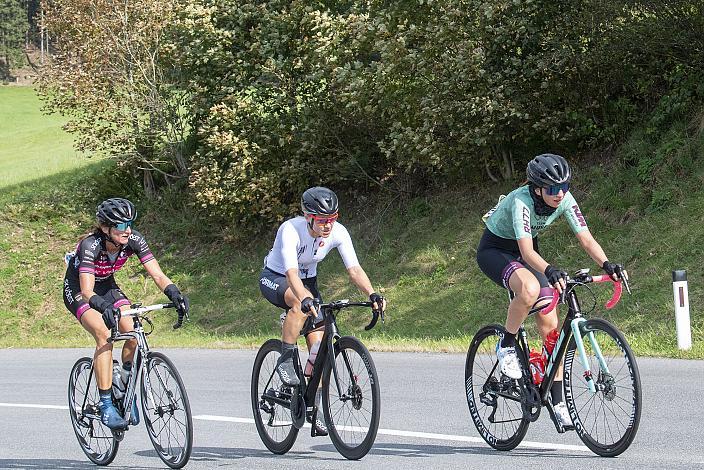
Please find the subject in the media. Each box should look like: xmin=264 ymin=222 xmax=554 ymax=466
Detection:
xmin=96 ymin=198 xmax=137 ymax=226
xmin=301 ymin=187 xmax=338 ymax=215
xmin=526 ymin=153 xmax=572 ymax=187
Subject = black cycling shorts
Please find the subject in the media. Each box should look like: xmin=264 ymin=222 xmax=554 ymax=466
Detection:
xmin=63 ymin=273 xmax=130 ymax=321
xmin=259 ymin=267 xmax=321 ymax=308
xmin=476 ymin=228 xmax=554 ymax=303
xmin=259 ymin=267 xmax=324 ymax=325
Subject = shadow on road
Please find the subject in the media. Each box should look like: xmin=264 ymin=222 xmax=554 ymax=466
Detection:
xmin=309 ymin=441 xmax=598 ymax=459
xmin=0 ymin=459 xmax=152 ymax=469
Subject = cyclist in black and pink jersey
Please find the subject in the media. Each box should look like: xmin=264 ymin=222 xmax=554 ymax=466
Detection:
xmin=476 ymin=154 xmax=627 ymax=427
xmin=63 ymin=198 xmax=189 ymax=430
xmin=259 ymin=187 xmax=387 ymax=436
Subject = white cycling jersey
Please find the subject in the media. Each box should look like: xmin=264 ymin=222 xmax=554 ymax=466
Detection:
xmin=264 ymin=216 xmax=360 ymax=278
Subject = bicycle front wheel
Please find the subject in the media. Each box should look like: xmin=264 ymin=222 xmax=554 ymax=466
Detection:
xmin=68 ymin=357 xmax=119 ymax=466
xmin=251 ymin=339 xmax=299 ymax=454
xmin=564 ymin=318 xmax=642 ymax=457
xmin=322 ymin=336 xmax=380 ymax=460
xmin=140 ymin=351 xmax=193 ymax=469
xmin=465 ymin=325 xmax=529 ymax=451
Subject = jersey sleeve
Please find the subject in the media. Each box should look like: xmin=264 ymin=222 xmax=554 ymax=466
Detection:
xmin=561 ymin=193 xmax=589 ymax=234
xmin=511 ymin=198 xmax=533 ymax=239
xmin=279 ymin=222 xmax=301 ymax=272
xmin=334 ymin=224 xmax=361 ymax=269
xmin=77 ymin=237 xmax=99 ymax=275
xmin=128 ymin=230 xmax=155 ymax=264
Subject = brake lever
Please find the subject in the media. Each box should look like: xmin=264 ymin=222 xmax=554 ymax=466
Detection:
xmin=621 ymin=270 xmax=632 ymax=295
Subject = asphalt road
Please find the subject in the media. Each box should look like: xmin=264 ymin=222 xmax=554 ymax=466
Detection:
xmin=1 ymin=348 xmax=702 ymax=469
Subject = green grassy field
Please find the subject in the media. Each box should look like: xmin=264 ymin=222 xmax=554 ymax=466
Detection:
xmin=0 ymin=86 xmax=701 ymax=357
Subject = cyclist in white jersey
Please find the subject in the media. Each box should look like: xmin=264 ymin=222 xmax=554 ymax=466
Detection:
xmin=476 ymin=154 xmax=627 ymax=427
xmin=259 ymin=187 xmax=386 ymax=435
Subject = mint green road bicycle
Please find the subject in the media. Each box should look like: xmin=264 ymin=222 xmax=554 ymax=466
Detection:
xmin=465 ymin=268 xmax=641 ymax=457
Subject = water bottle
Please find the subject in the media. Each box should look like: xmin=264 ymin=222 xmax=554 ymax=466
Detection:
xmin=112 ymin=361 xmax=126 ymax=399
xmin=541 ymin=328 xmax=560 ymax=365
xmin=529 ymin=349 xmax=545 ymax=385
xmin=304 ymin=341 xmax=321 ymax=377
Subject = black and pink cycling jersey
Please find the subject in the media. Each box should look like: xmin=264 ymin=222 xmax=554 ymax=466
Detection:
xmin=65 ymin=230 xmax=155 ymax=282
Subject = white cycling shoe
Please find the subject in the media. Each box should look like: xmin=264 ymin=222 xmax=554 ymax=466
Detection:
xmin=496 ymin=345 xmax=522 ymax=380
xmin=553 ymin=402 xmax=574 ymax=427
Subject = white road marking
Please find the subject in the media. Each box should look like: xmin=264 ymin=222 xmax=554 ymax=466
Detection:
xmin=0 ymin=403 xmax=590 ymax=453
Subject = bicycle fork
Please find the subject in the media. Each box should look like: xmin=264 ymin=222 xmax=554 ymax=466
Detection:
xmin=569 ymin=318 xmax=610 ymax=394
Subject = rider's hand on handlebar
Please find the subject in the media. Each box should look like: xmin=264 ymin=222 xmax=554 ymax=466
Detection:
xmin=301 ymin=297 xmax=318 ymax=317
xmin=544 ymin=265 xmax=568 ymax=294
xmin=602 ymin=261 xmax=628 ymax=282
xmin=102 ymin=306 xmax=122 ymax=330
xmin=369 ymin=292 xmax=386 ymax=312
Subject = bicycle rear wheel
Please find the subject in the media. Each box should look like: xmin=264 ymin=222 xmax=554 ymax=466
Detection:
xmin=564 ymin=318 xmax=641 ymax=457
xmin=140 ymin=351 xmax=193 ymax=469
xmin=322 ymin=336 xmax=380 ymax=460
xmin=68 ymin=357 xmax=119 ymax=466
xmin=251 ymin=339 xmax=299 ymax=454
xmin=465 ymin=325 xmax=529 ymax=451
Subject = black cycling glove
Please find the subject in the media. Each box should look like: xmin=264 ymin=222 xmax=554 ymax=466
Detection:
xmin=89 ymin=295 xmax=121 ymax=329
xmin=301 ymin=297 xmax=317 ymax=314
xmin=164 ymin=284 xmax=190 ymax=314
xmin=369 ymin=292 xmax=385 ymax=310
xmin=544 ymin=265 xmax=568 ymax=288
xmin=602 ymin=261 xmax=626 ymax=280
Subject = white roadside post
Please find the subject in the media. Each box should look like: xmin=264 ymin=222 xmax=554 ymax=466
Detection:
xmin=672 ymin=270 xmax=692 ymax=351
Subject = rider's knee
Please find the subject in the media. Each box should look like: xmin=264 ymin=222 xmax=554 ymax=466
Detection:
xmin=516 ymin=281 xmax=540 ymax=305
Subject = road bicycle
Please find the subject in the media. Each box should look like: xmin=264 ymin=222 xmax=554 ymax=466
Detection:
xmin=68 ymin=302 xmax=193 ymax=468
xmin=465 ymin=268 xmax=641 ymax=457
xmin=252 ymin=299 xmax=383 ymax=460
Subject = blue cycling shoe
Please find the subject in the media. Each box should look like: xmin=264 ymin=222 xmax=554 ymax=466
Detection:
xmin=129 ymin=396 xmax=139 ymax=426
xmin=99 ymin=402 xmax=128 ymax=430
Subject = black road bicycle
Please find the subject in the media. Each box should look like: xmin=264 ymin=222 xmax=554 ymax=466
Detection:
xmin=68 ymin=302 xmax=193 ymax=468
xmin=252 ymin=299 xmax=383 ymax=460
xmin=465 ymin=269 xmax=641 ymax=457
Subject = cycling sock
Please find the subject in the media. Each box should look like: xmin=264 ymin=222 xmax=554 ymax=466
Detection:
xmin=98 ymin=388 xmax=113 ymax=406
xmin=500 ymin=331 xmax=516 ymax=348
xmin=551 ymin=380 xmax=564 ymax=403
xmin=282 ymin=342 xmax=296 ymax=355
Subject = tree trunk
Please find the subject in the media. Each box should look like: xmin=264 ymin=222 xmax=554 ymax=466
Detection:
xmin=143 ymin=169 xmax=156 ymax=198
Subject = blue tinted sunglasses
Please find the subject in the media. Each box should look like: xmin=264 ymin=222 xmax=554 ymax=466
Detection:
xmin=544 ymin=183 xmax=569 ymax=196
xmin=114 ymin=220 xmax=133 ymax=231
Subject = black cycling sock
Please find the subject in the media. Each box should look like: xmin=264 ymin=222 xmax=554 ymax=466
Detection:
xmin=281 ymin=341 xmax=296 ymax=356
xmin=500 ymin=331 xmax=516 ymax=348
xmin=551 ymin=380 xmax=564 ymax=403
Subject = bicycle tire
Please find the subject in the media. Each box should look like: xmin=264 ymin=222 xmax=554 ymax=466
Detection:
xmin=564 ymin=318 xmax=642 ymax=457
xmin=465 ymin=324 xmax=530 ymax=451
xmin=140 ymin=351 xmax=193 ymax=469
xmin=68 ymin=357 xmax=119 ymax=466
xmin=322 ymin=336 xmax=380 ymax=460
xmin=251 ymin=339 xmax=299 ymax=454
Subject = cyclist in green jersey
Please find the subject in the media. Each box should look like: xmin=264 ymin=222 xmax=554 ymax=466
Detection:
xmin=476 ymin=154 xmax=627 ymax=427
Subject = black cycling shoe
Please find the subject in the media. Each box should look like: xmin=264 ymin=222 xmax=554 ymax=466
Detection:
xmin=307 ymin=409 xmax=328 ymax=437
xmin=276 ymin=351 xmax=300 ymax=386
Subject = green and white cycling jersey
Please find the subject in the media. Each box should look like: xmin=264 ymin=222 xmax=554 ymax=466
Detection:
xmin=483 ymin=185 xmax=589 ymax=240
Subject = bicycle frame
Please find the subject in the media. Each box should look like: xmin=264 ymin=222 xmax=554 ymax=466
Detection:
xmin=78 ymin=303 xmax=176 ymax=426
xmin=261 ymin=300 xmax=378 ymax=419
xmin=518 ymin=272 xmax=626 ymax=404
